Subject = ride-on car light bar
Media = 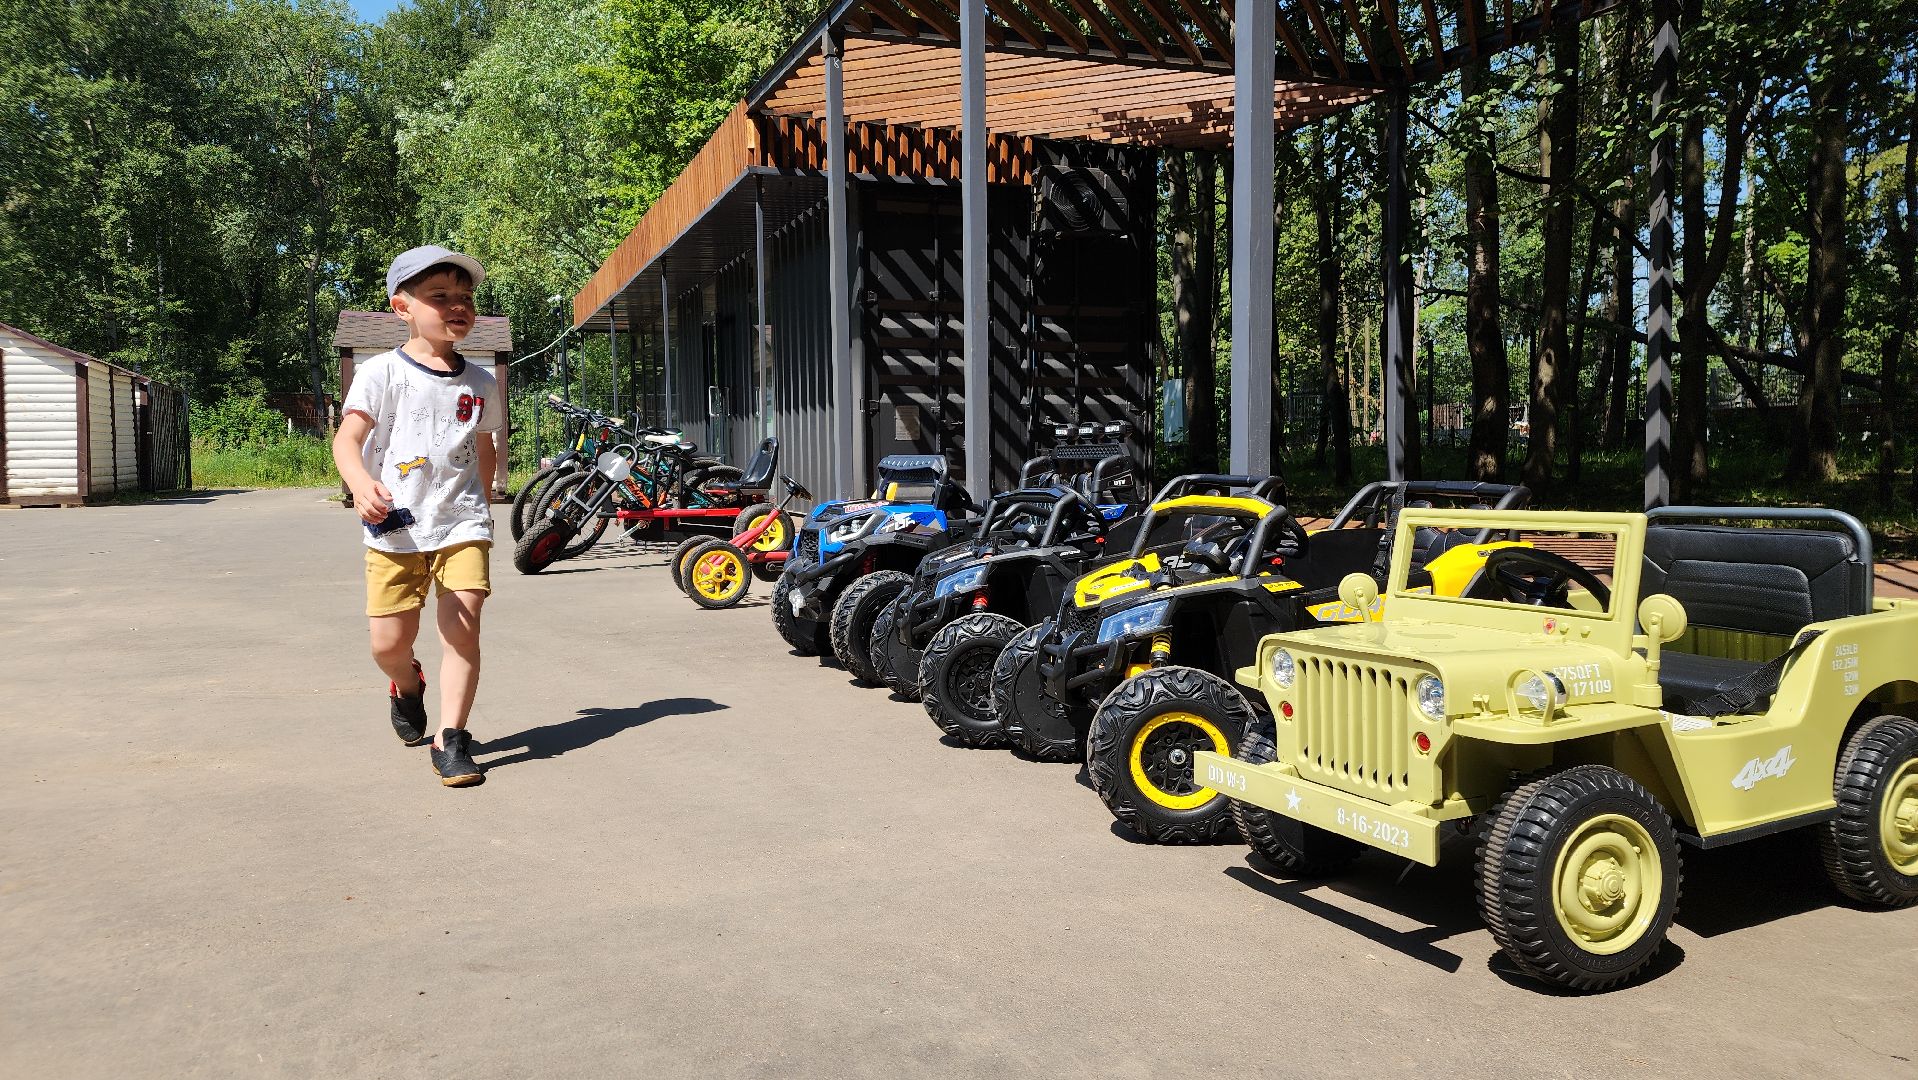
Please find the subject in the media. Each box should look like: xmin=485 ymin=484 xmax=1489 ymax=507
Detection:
xmin=1097 ymin=599 xmax=1171 ymax=645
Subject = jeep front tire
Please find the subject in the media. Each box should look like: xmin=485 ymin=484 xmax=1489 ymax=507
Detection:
xmin=1476 ymin=765 xmax=1682 ymax=992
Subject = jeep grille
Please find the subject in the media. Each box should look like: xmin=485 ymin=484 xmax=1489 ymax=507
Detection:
xmin=797 ymin=530 xmax=820 ymax=561
xmin=1294 ymin=656 xmax=1416 ymax=795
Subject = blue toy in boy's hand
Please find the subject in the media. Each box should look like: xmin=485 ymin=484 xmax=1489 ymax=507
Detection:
xmin=365 ymin=506 xmax=416 ymax=538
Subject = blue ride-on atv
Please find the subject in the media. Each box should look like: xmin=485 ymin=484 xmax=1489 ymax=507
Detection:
xmin=771 ymin=455 xmax=982 ymax=662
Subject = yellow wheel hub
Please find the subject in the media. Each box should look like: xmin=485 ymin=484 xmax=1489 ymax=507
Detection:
xmin=1552 ymin=814 xmax=1661 ymax=955
xmin=1128 ymin=711 xmax=1229 ymax=811
xmin=1881 ymin=759 xmax=1918 ymax=876
xmin=747 ymin=514 xmax=787 ymax=553
xmin=692 ymin=550 xmax=745 ymax=600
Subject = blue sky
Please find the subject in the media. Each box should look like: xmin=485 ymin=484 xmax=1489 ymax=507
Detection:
xmin=350 ymin=0 xmax=403 ymax=22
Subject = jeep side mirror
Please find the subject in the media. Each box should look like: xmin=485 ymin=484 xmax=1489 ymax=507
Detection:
xmin=1339 ymin=572 xmax=1380 ymax=618
xmin=1639 ymin=593 xmax=1687 ymax=643
xmin=1636 ymin=593 xmax=1688 ymax=701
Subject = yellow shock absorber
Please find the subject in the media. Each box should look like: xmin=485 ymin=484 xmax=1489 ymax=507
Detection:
xmin=1149 ymin=633 xmax=1172 ymax=666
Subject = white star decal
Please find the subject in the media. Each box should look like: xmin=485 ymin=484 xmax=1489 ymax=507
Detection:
xmin=1285 ymin=788 xmax=1303 ymax=812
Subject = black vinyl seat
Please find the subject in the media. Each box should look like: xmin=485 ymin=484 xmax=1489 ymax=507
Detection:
xmin=704 ymin=438 xmax=778 ymax=494
xmin=1642 ymin=522 xmax=1869 ymax=713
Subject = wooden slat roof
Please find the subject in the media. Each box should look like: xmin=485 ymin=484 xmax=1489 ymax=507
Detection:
xmin=747 ymin=0 xmax=1622 ymax=142
xmin=575 ymin=0 xmax=1622 ymax=327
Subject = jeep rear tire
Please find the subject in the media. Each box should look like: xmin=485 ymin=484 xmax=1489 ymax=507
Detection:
xmin=1088 ymin=666 xmax=1249 ymax=844
xmin=771 ymin=570 xmax=831 ymax=656
xmin=831 ymin=571 xmax=912 ymax=683
xmin=1476 ymin=765 xmax=1682 ymax=992
xmin=920 ymin=613 xmax=1025 ymax=747
xmin=1232 ymin=715 xmax=1363 ymax=875
xmin=1820 ymin=714 xmax=1918 ymax=906
xmin=993 ymin=621 xmax=1087 ymax=762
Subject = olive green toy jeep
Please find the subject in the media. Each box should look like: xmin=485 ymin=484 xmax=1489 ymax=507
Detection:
xmin=1200 ymin=506 xmax=1918 ymax=990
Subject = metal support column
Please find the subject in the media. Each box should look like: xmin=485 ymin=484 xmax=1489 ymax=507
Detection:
xmin=1228 ymin=0 xmax=1275 ymax=476
xmin=1643 ymin=0 xmax=1677 ymax=509
xmin=1382 ymin=92 xmax=1414 ymax=480
xmin=660 ymin=271 xmax=673 ymax=427
xmin=608 ymin=298 xmax=621 ymax=418
xmin=824 ymin=30 xmax=856 ymax=498
xmin=755 ymin=176 xmax=771 ymax=440
xmin=960 ymin=0 xmax=991 ymax=501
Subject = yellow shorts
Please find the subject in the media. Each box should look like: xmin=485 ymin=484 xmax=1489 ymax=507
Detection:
xmin=364 ymin=541 xmax=492 ymax=616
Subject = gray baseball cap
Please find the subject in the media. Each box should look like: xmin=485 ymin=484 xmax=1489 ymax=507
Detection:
xmin=386 ymin=245 xmax=487 ymax=297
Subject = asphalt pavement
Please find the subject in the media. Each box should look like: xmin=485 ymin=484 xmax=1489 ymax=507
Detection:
xmin=1 ymin=488 xmax=1912 ymax=1079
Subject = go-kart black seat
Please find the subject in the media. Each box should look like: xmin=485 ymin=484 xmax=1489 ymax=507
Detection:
xmin=732 ymin=437 xmax=779 ymax=489
xmin=1642 ymin=522 xmax=1869 ymax=713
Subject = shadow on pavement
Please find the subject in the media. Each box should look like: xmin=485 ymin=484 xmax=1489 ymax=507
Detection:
xmin=1674 ymin=829 xmax=1840 ymax=937
xmin=1223 ymin=860 xmax=1472 ymax=973
xmin=475 ymin=697 xmax=726 ymax=769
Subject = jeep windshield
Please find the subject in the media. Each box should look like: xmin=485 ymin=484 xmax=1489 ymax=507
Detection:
xmin=1384 ymin=510 xmax=1645 ymax=647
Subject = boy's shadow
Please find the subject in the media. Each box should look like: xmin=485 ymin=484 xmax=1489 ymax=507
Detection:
xmin=475 ymin=697 xmax=725 ymax=769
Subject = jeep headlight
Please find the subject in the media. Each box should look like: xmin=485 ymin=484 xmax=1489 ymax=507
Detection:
xmin=1514 ymin=669 xmax=1562 ymax=719
xmin=933 ymin=564 xmax=987 ymax=599
xmin=1268 ymin=647 xmax=1296 ymax=689
xmin=1097 ymin=598 xmax=1170 ymax=644
xmin=1415 ymin=674 xmax=1446 ymax=720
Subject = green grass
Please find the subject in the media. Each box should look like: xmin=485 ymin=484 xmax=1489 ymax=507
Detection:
xmin=191 ymin=435 xmax=338 ymax=489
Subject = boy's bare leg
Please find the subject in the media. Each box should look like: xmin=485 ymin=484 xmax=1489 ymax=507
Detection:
xmin=369 ymin=610 xmax=424 ymax=690
xmin=434 ymin=589 xmax=485 ymax=747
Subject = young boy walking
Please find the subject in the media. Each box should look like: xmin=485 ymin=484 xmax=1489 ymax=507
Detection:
xmin=333 ymin=245 xmax=503 ymax=787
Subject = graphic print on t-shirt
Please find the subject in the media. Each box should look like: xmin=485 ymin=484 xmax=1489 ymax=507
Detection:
xmin=343 ymin=348 xmax=503 ymax=554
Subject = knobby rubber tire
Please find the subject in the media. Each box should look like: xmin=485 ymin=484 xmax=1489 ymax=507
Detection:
xmin=685 ymin=540 xmax=751 ymax=609
xmin=517 ymin=465 xmax=575 ymax=540
xmin=770 ymin=570 xmax=831 ymax=656
xmin=993 ymin=621 xmax=1087 ymax=762
xmin=1086 ymin=665 xmax=1249 ymax=844
xmin=831 ymin=571 xmax=913 ymax=684
xmin=1819 ymin=714 xmax=1918 ymax=906
xmin=1475 ymin=764 xmax=1683 ymax=992
xmin=868 ymin=592 xmax=924 ymax=701
xmin=920 ymin=612 xmax=1026 ymax=747
xmin=670 ymin=536 xmax=708 ymax=594
xmin=513 ymin=515 xmax=576 ymax=575
xmin=1231 ymin=716 xmax=1363 ymax=875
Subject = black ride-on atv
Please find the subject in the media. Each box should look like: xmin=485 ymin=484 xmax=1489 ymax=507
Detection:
xmin=867 ymin=426 xmax=1143 ymax=702
xmin=771 ymin=455 xmax=981 ymax=663
xmin=868 ymin=465 xmax=1145 ymax=747
xmin=1003 ymin=478 xmax=1529 ymax=844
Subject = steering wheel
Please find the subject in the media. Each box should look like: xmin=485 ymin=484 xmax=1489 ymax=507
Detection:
xmin=1267 ymin=510 xmax=1312 ymax=560
xmin=1182 ymin=519 xmax=1249 ymax=575
xmin=1462 ymin=547 xmax=1612 ymax=610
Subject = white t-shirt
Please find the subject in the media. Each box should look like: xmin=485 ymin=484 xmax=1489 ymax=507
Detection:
xmin=343 ymin=348 xmax=503 ymax=553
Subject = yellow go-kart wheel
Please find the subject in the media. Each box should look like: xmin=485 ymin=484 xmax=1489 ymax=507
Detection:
xmin=686 ymin=540 xmax=751 ymax=609
xmin=1085 ymin=665 xmax=1254 ymax=844
xmin=1477 ymin=765 xmax=1682 ymax=991
xmin=669 ymin=536 xmax=707 ymax=595
xmin=732 ymin=503 xmax=792 ymax=554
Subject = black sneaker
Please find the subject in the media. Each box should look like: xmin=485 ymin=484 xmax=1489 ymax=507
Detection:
xmin=430 ymin=729 xmax=484 ymax=787
xmin=389 ymin=660 xmax=430 ymax=746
